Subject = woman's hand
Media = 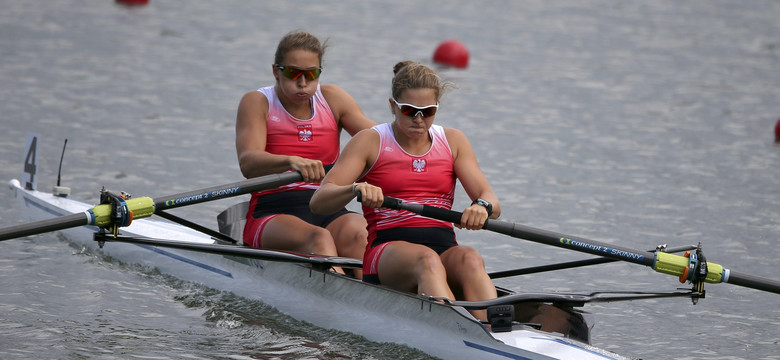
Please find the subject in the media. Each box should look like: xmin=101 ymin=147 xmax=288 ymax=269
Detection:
xmin=457 ymin=204 xmax=489 ymax=230
xmin=289 ymin=156 xmax=325 ymax=183
xmin=354 ymin=182 xmax=384 ymax=209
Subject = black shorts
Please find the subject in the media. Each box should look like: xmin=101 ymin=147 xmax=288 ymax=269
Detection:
xmin=251 ymin=189 xmax=353 ymax=228
xmin=372 ymin=227 xmax=457 ymax=254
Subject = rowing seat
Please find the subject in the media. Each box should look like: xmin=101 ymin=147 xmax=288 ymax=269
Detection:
xmin=217 ymin=201 xmax=249 ymax=245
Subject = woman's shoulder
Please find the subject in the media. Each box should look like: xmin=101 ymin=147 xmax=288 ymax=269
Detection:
xmin=443 ymin=126 xmax=467 ymax=140
xmin=319 ymin=83 xmax=366 ymax=125
xmin=345 ymin=125 xmax=380 ymax=147
xmin=441 ymin=127 xmax=472 ymax=157
xmin=319 ymin=83 xmax=348 ymax=98
xmin=240 ymin=87 xmax=269 ymax=101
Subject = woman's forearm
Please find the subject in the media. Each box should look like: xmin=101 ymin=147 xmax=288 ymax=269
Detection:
xmin=310 ymin=182 xmax=356 ymax=214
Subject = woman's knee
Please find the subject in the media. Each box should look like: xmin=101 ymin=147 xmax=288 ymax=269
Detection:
xmin=463 ymin=249 xmax=486 ymax=269
xmin=343 ymin=223 xmax=368 ymax=247
xmin=329 ymin=215 xmax=368 ymax=248
xmin=308 ymin=226 xmax=337 ymax=251
xmin=415 ymin=249 xmax=447 ymax=274
xmin=446 ymin=247 xmax=486 ymax=271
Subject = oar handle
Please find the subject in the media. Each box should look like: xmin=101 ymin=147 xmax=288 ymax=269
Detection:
xmin=381 ymin=196 xmax=464 ymax=225
xmin=357 ymin=194 xmax=465 ymax=224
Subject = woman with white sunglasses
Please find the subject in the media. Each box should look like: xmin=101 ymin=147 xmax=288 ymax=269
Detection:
xmin=310 ymin=60 xmax=501 ymax=320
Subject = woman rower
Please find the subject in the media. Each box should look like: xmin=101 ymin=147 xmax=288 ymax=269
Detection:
xmin=310 ymin=60 xmax=501 ymax=320
xmin=236 ymin=31 xmax=376 ymax=278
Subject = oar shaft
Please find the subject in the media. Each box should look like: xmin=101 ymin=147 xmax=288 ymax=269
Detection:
xmin=726 ymin=270 xmax=780 ymax=294
xmin=154 ymin=171 xmax=303 ymax=211
xmin=0 ymin=212 xmax=89 ymax=241
xmin=3 ymin=167 xmax=327 ymax=242
xmin=384 ymin=197 xmax=780 ymax=295
xmin=489 ymin=244 xmax=697 ymax=279
xmin=487 ymin=220 xmax=657 ymax=267
xmin=2 ymin=171 xmax=304 ymax=242
xmin=391 ymin=199 xmax=655 ymax=266
xmin=154 ymin=165 xmax=335 ymax=211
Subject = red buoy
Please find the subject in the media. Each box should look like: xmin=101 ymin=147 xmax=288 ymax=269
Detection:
xmin=433 ymin=39 xmax=469 ymax=69
xmin=115 ymin=0 xmax=149 ymax=6
xmin=775 ymin=117 xmax=780 ymax=142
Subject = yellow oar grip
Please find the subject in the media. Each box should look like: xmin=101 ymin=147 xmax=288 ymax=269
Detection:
xmin=89 ymin=204 xmax=112 ymax=226
xmin=654 ymin=252 xmax=688 ymax=276
xmin=89 ymin=196 xmax=156 ymax=227
xmin=654 ymin=252 xmax=725 ymax=284
xmin=704 ymin=262 xmax=725 ymax=284
xmin=126 ymin=196 xmax=156 ymax=219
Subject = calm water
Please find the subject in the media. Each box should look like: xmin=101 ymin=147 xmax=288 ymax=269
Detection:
xmin=1 ymin=1 xmax=779 ymax=359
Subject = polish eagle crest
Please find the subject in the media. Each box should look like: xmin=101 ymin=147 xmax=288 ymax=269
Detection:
xmin=412 ymin=159 xmax=426 ymax=173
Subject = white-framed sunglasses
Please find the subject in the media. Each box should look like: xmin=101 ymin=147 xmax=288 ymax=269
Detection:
xmin=392 ymin=98 xmax=439 ymax=118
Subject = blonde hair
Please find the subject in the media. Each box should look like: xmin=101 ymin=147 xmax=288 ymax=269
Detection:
xmin=391 ymin=61 xmax=453 ymax=101
xmin=274 ymin=31 xmax=328 ymax=66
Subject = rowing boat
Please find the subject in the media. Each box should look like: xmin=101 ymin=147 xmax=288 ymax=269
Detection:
xmin=9 ymin=183 xmax=639 ymax=360
xmin=5 ymin=136 xmax=779 ymax=359
xmin=5 ymin=137 xmax=631 ymax=360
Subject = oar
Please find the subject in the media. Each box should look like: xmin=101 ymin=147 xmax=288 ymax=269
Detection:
xmin=377 ymin=196 xmax=780 ymax=295
xmin=0 ymin=170 xmax=307 ymax=241
xmin=488 ymin=244 xmax=697 ymax=279
xmin=94 ymin=233 xmax=363 ymax=269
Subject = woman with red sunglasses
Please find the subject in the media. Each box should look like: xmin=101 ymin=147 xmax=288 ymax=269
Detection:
xmin=236 ymin=31 xmax=376 ymax=278
xmin=310 ymin=61 xmax=501 ymax=320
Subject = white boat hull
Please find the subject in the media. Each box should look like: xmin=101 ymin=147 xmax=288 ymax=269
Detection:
xmin=9 ymin=179 xmax=628 ymax=360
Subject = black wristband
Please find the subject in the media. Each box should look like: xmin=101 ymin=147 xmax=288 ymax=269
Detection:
xmin=471 ymin=198 xmax=493 ymax=217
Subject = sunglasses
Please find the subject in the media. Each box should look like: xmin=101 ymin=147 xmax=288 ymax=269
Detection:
xmin=275 ymin=65 xmax=322 ymax=81
xmin=392 ymin=98 xmax=439 ymax=118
